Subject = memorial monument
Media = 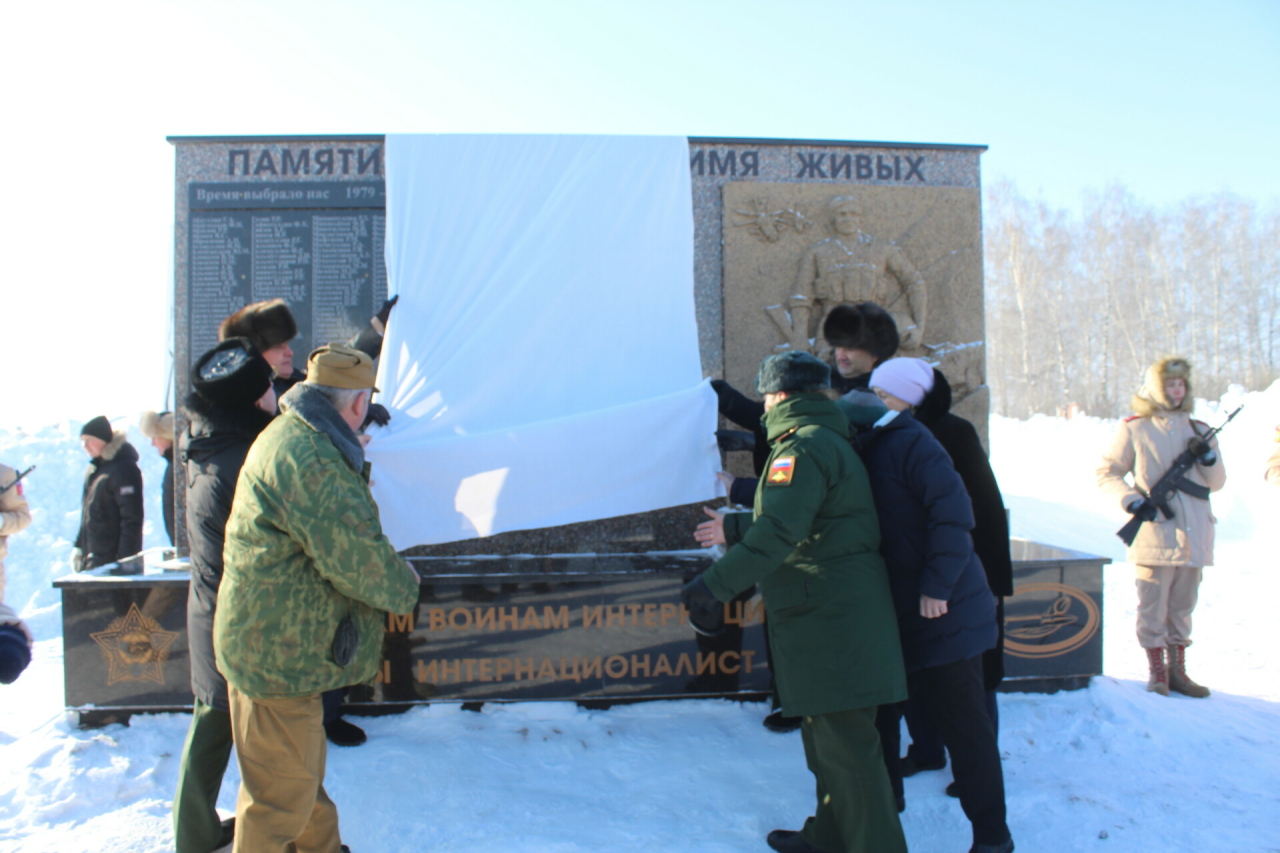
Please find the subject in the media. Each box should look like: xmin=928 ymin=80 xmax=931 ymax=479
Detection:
xmin=53 ymin=135 xmax=1108 ymax=724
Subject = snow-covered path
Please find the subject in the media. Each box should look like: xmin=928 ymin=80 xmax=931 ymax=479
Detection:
xmin=3 ymin=390 xmax=1279 ymax=852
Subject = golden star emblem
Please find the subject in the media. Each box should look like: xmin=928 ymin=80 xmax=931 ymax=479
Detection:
xmin=90 ymin=603 xmax=179 ymax=685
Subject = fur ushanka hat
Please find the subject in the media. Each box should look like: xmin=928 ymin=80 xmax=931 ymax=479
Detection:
xmin=822 ymin=302 xmax=900 ymax=363
xmin=218 ymin=299 xmax=297 ymax=354
xmin=192 ymin=338 xmax=275 ymax=410
xmin=756 ymin=351 xmax=832 ymax=395
xmin=1132 ymin=356 xmax=1193 ymax=416
xmin=139 ymin=411 xmax=174 ymax=441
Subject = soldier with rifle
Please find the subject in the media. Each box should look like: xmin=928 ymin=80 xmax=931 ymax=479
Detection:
xmin=1098 ymin=357 xmax=1227 ymax=697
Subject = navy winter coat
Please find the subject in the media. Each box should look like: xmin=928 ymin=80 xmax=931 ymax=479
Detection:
xmin=856 ymin=410 xmax=996 ymax=673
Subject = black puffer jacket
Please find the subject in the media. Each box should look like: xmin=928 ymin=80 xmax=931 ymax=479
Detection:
xmin=857 ymin=410 xmax=996 ymax=673
xmin=913 ymin=370 xmax=1013 ymax=598
xmin=180 ymin=393 xmax=274 ymax=709
xmin=76 ymin=432 xmax=144 ymax=569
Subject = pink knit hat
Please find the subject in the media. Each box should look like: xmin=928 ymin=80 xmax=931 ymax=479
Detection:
xmin=869 ymin=358 xmax=935 ymax=407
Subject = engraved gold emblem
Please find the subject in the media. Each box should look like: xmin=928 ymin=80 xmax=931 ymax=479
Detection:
xmin=90 ymin=603 xmax=179 ymax=685
xmin=1004 ymin=583 xmax=1100 ymax=659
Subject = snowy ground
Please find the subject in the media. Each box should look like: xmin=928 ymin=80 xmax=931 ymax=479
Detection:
xmin=2 ymin=391 xmax=1279 ymax=853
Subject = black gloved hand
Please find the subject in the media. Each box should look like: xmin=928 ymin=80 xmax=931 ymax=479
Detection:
xmin=375 ymin=295 xmax=399 ymax=326
xmin=681 ymin=574 xmax=725 ymax=637
xmin=715 ymin=429 xmax=757 ymax=453
xmin=1187 ymin=436 xmax=1217 ymax=466
xmin=1127 ymin=498 xmax=1158 ymax=522
xmin=362 ymin=403 xmax=391 ymax=430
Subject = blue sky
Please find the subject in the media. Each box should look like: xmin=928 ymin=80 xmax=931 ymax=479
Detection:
xmin=2 ymin=0 xmax=1277 ymax=427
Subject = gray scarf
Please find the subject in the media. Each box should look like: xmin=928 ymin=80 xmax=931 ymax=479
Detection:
xmin=279 ymin=384 xmax=365 ymax=473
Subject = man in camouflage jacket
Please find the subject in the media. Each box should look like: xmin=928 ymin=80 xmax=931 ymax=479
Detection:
xmin=215 ymin=344 xmax=419 ymax=853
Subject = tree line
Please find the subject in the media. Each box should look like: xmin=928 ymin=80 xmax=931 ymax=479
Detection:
xmin=983 ymin=181 xmax=1280 ymax=417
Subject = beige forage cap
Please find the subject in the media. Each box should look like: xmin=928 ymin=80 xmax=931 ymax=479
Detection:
xmin=305 ymin=344 xmax=379 ymax=391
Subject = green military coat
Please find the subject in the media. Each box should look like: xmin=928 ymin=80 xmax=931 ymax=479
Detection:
xmin=703 ymin=393 xmax=906 ymax=717
xmin=215 ymin=410 xmax=419 ymax=699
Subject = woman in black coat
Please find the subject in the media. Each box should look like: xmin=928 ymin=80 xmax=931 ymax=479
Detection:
xmin=172 ymin=338 xmax=275 ymax=853
xmin=902 ymin=369 xmax=1013 ymax=778
xmin=859 ymin=358 xmax=1013 ymax=853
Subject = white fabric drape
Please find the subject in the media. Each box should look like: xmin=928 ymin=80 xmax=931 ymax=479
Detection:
xmin=368 ymin=134 xmax=720 ymax=548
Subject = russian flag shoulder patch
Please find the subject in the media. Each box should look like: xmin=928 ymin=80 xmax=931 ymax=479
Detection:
xmin=766 ymin=456 xmax=796 ymax=486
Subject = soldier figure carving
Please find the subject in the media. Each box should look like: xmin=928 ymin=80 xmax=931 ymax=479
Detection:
xmin=786 ymin=196 xmax=927 ymax=353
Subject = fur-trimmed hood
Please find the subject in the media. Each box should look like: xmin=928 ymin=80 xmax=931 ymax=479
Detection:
xmin=96 ymin=430 xmax=135 ymax=463
xmin=1131 ymin=356 xmax=1193 ymax=417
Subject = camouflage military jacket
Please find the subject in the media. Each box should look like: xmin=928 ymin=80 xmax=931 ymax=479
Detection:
xmin=214 ymin=406 xmax=419 ymax=699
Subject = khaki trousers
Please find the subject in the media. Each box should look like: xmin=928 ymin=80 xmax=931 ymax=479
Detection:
xmin=1135 ymin=564 xmax=1203 ymax=648
xmin=228 ymin=685 xmax=341 ymax=853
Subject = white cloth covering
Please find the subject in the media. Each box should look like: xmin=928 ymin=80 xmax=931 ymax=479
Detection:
xmin=369 ymin=134 xmax=720 ymax=547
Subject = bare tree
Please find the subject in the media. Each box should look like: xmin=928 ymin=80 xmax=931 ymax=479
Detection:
xmin=985 ymin=182 xmax=1280 ymax=416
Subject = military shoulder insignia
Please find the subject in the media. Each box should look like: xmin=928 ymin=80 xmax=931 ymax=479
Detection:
xmin=766 ymin=456 xmax=796 ymax=486
xmin=119 ymin=485 xmax=135 ymax=496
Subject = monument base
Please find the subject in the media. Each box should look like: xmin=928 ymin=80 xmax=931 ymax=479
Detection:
xmin=55 ymin=540 xmax=1107 ymax=727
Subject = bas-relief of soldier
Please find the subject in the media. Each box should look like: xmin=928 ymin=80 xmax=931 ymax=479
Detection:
xmin=783 ymin=195 xmax=928 ymax=354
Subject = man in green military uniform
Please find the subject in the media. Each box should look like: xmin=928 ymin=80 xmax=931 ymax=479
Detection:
xmin=215 ymin=344 xmax=420 ymax=853
xmin=684 ymin=350 xmax=907 ymax=853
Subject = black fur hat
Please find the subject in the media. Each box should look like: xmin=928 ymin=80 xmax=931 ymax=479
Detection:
xmin=192 ymin=338 xmax=274 ymax=410
xmin=218 ymin=299 xmax=297 ymax=353
xmin=756 ymin=351 xmax=832 ymax=395
xmin=822 ymin=302 xmax=900 ymax=362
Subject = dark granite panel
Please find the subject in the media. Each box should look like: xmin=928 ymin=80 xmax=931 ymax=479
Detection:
xmin=1003 ymin=559 xmax=1105 ymax=683
xmin=61 ymin=585 xmax=193 ymax=708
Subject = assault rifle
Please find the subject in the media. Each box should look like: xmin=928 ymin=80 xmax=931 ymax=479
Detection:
xmin=0 ymin=465 xmax=34 ymax=496
xmin=1116 ymin=406 xmax=1242 ymax=546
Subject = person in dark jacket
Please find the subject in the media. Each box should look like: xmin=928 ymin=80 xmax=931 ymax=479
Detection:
xmin=172 ymin=337 xmax=277 ymax=853
xmin=73 ymin=416 xmax=144 ymax=571
xmin=709 ymin=302 xmax=902 ymax=732
xmin=686 ymin=351 xmax=908 ymax=853
xmin=901 ymin=369 xmax=1014 ymax=786
xmin=859 ymin=357 xmax=1012 ymax=853
xmin=217 ymin=297 xmax=396 ymax=747
xmin=712 ymin=301 xmax=902 ymax=499
xmin=220 ymin=296 xmax=399 ymax=399
xmin=141 ymin=410 xmax=178 ymax=546
xmin=219 ymin=299 xmax=307 ymax=399
xmin=824 ymin=302 xmax=902 ymax=403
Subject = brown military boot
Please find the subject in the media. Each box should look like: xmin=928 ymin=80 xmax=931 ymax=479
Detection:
xmin=1167 ymin=644 xmax=1211 ymax=697
xmin=1145 ymin=647 xmax=1169 ymax=696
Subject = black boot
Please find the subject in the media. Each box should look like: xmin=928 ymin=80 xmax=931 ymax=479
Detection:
xmin=325 ymin=717 xmax=367 ymax=747
xmin=762 ymin=710 xmax=803 ymax=733
xmin=900 ymin=752 xmax=946 ymax=777
xmin=767 ymin=829 xmax=826 ymax=853
xmin=969 ymin=837 xmax=1014 ymax=853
